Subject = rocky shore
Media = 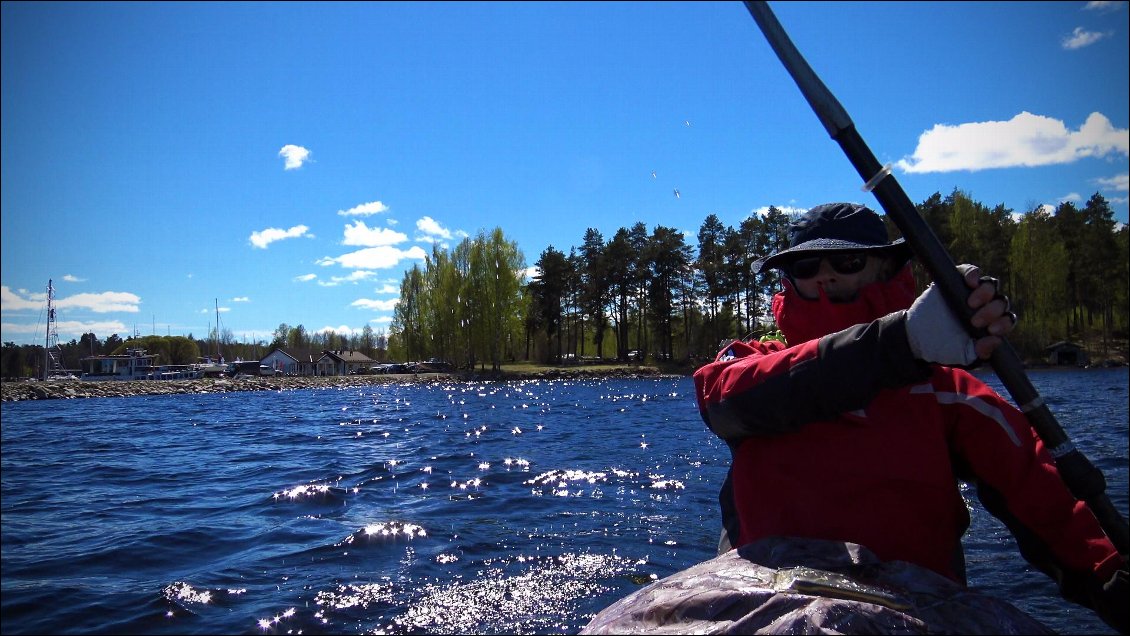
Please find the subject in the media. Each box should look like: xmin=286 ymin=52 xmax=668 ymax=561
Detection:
xmin=1 ymin=367 xmax=668 ymax=402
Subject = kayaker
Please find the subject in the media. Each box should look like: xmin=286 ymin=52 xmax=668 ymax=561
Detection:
xmin=693 ymin=202 xmax=1127 ymax=633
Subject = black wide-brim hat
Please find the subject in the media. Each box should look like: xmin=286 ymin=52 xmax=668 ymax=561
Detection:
xmin=753 ymin=202 xmax=912 ymax=274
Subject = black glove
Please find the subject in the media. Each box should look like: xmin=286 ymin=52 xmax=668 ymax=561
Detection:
xmin=1094 ymin=568 xmax=1128 ymax=635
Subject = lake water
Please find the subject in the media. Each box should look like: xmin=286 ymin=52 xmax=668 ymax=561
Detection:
xmin=2 ymin=367 xmax=1126 ymax=635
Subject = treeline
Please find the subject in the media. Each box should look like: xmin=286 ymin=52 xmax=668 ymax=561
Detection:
xmin=392 ymin=189 xmax=1128 ymax=368
xmin=1 ymin=326 xmax=394 ymax=380
xmin=916 ymin=190 xmax=1127 ymax=359
xmin=3 ymin=189 xmax=1127 ymax=380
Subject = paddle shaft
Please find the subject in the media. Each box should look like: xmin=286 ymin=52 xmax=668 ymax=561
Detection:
xmin=743 ymin=0 xmax=1128 ymax=555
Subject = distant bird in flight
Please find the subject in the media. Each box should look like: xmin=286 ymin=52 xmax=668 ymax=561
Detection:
xmin=651 ymin=170 xmax=657 ymax=180
xmin=684 ymin=120 xmax=692 ymax=127
xmin=673 ymin=189 xmax=680 ymax=199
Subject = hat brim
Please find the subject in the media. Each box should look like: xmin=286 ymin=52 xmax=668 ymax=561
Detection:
xmin=753 ymin=237 xmax=910 ymax=274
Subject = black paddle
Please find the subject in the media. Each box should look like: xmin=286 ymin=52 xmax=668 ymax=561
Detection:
xmin=743 ymin=0 xmax=1128 ymax=556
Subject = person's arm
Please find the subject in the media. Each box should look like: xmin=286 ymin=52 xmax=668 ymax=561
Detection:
xmin=693 ymin=315 xmax=930 ymax=441
xmin=694 ymin=263 xmax=1013 ymax=442
xmin=941 ymin=369 xmax=1127 ymax=633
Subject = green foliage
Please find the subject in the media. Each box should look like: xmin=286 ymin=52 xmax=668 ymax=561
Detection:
xmin=512 ymin=190 xmax=1127 ymax=365
xmin=530 ymin=245 xmax=568 ymax=362
xmin=387 ymin=228 xmax=525 ymax=370
xmin=391 ymin=264 xmax=425 ymax=363
xmin=166 ymin=336 xmax=201 ymax=365
xmin=5 ymin=192 xmax=1125 ymax=377
xmin=113 ymin=335 xmax=200 ymax=365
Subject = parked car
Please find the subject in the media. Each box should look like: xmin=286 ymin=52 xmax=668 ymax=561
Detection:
xmin=420 ymin=358 xmax=454 ymax=372
xmin=372 ymin=363 xmax=409 ymax=374
xmin=229 ymin=361 xmax=281 ymax=377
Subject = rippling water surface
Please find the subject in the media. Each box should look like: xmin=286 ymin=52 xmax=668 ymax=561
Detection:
xmin=2 ymin=369 xmax=1126 ymax=634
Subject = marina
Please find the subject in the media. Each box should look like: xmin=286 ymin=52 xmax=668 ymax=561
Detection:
xmin=78 ymin=347 xmax=202 ymax=381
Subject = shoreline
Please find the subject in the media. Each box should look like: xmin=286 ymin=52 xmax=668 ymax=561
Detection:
xmin=1 ymin=366 xmax=678 ymax=402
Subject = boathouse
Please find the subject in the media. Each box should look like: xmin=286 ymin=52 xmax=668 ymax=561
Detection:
xmin=1044 ymin=341 xmax=1089 ymax=366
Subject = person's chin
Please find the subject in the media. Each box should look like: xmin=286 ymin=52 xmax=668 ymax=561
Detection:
xmin=796 ymin=290 xmax=857 ymax=303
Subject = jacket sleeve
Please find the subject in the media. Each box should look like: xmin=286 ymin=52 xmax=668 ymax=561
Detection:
xmin=938 ymin=369 xmax=1125 ymax=605
xmin=693 ymin=311 xmax=931 ymax=441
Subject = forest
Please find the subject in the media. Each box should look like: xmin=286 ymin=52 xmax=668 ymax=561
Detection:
xmin=3 ymin=189 xmax=1127 ymax=379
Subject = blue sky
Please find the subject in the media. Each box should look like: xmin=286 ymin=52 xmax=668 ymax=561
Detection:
xmin=2 ymin=1 xmax=1127 ymax=348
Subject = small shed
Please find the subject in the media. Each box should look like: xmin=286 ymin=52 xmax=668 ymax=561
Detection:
xmin=1045 ymin=341 xmax=1089 ymax=366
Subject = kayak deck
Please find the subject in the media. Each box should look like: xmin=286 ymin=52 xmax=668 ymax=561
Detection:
xmin=581 ymin=537 xmax=1054 ymax=635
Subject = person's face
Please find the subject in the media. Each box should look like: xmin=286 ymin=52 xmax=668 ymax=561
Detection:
xmin=784 ymin=252 xmax=887 ymax=303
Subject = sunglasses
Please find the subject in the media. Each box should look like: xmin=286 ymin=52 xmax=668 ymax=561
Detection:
xmin=784 ymin=252 xmax=870 ymax=279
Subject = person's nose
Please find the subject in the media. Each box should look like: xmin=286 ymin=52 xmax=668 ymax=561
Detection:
xmin=812 ymin=258 xmax=838 ymax=284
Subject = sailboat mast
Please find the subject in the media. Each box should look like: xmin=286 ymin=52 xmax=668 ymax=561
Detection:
xmin=44 ymin=279 xmax=53 ymax=380
xmin=215 ymin=298 xmax=221 ymax=360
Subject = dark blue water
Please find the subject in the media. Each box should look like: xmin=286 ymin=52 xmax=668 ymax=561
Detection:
xmin=2 ymin=368 xmax=1126 ymax=635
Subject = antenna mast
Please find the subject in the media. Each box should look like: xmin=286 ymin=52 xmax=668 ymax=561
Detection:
xmin=215 ymin=298 xmax=222 ymax=360
xmin=44 ymin=279 xmax=66 ymax=380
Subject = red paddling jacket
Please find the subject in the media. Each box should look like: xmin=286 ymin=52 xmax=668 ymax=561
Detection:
xmin=693 ymin=267 xmax=1122 ymax=601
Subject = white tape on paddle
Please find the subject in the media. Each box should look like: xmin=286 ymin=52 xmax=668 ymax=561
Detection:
xmin=862 ymin=163 xmax=892 ymax=192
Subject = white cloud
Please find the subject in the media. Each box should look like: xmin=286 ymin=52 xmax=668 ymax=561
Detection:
xmin=317 ymin=271 xmax=378 ymax=287
xmin=1095 ymin=173 xmax=1129 ymax=192
xmin=1 ymin=286 xmax=44 ymax=311
xmin=374 ymin=283 xmax=399 ymax=294
xmin=0 ymin=286 xmax=141 ymax=344
xmin=317 ymin=245 xmax=427 ymax=270
xmin=62 ymin=274 xmax=84 ymax=282
xmin=2 ymin=286 xmax=141 ymax=314
xmin=1061 ymin=26 xmax=1108 ymax=49
xmin=56 ymin=291 xmax=141 ymax=313
xmin=416 ymin=216 xmax=453 ymax=241
xmin=896 ymin=112 xmax=1129 ymax=173
xmin=249 ymin=224 xmax=312 ymax=249
xmin=1083 ymin=1 xmax=1125 ymax=13
xmin=372 ymin=316 xmax=394 ymax=324
xmin=0 ymin=321 xmax=42 ymax=334
xmin=315 ymin=324 xmax=359 ymax=337
xmin=342 ymin=220 xmax=408 ymax=247
xmin=232 ymin=296 xmax=250 ymax=302
xmin=278 ymin=144 xmax=311 ymax=170
xmin=2 ymin=319 xmax=129 ymax=336
xmin=294 ymin=273 xmax=317 ymax=282
xmin=61 ymin=319 xmax=131 ymax=335
xmin=338 ymin=200 xmax=390 ymax=216
xmin=351 ymin=298 xmax=400 ymax=311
